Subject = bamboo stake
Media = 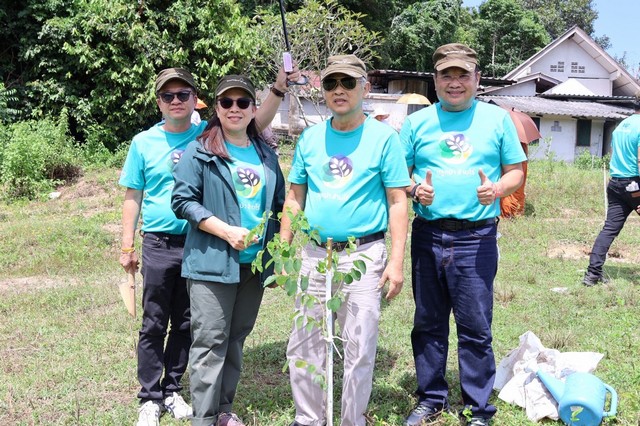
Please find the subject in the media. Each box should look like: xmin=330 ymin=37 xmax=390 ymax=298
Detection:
xmin=325 ymin=237 xmax=334 ymax=426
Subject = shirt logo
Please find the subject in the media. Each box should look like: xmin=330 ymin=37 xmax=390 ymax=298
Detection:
xmin=234 ymin=167 xmax=262 ymax=198
xmin=439 ymin=133 xmax=473 ymax=164
xmin=166 ymin=149 xmax=185 ymax=170
xmin=322 ymin=155 xmax=353 ymax=188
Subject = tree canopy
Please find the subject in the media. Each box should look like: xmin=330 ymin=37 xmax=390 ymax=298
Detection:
xmin=0 ymin=0 xmax=626 ymax=151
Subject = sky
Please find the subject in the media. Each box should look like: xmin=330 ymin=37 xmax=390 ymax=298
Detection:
xmin=461 ymin=0 xmax=640 ymax=74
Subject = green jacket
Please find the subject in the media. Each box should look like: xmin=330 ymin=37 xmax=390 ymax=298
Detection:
xmin=171 ymin=139 xmax=284 ymax=284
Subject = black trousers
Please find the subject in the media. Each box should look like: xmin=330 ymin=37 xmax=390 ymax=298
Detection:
xmin=587 ymin=178 xmax=640 ymax=278
xmin=137 ymin=232 xmax=191 ymax=401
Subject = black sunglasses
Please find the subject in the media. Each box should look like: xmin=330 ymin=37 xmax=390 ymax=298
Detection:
xmin=158 ymin=90 xmax=193 ymax=103
xmin=322 ymin=77 xmax=359 ymax=91
xmin=217 ymin=97 xmax=253 ymax=110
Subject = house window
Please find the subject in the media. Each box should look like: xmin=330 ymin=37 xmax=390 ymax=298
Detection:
xmin=550 ymin=61 xmax=565 ymax=73
xmin=576 ymin=119 xmax=591 ymax=146
xmin=530 ymin=117 xmax=541 ymax=145
xmin=571 ymin=62 xmax=586 ymax=74
xmin=551 ymin=121 xmax=562 ymax=132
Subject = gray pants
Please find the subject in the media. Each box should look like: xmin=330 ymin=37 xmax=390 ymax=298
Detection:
xmin=187 ymin=266 xmax=264 ymax=426
xmin=287 ymin=240 xmax=386 ymax=426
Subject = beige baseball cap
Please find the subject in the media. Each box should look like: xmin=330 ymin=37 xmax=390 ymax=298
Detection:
xmin=433 ymin=43 xmax=479 ymax=72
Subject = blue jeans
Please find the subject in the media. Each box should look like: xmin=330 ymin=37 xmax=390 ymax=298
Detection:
xmin=587 ymin=177 xmax=640 ymax=278
xmin=138 ymin=232 xmax=191 ymax=402
xmin=410 ymin=218 xmax=498 ymax=419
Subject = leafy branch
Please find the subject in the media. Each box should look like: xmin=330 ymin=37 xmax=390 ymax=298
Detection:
xmin=250 ymin=208 xmax=368 ymax=388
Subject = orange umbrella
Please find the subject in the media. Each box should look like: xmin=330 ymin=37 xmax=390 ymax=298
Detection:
xmin=505 ymin=107 xmax=541 ymax=144
xmin=196 ymin=99 xmax=208 ymax=109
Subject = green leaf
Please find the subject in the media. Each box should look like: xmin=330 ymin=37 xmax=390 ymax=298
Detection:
xmin=353 ymin=259 xmax=367 ymax=274
xmin=300 ymin=275 xmax=309 ymax=292
xmin=327 ymin=297 xmax=342 ymax=312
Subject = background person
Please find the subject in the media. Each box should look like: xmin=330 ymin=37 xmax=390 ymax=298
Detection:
xmin=400 ymin=43 xmax=525 ymax=426
xmin=281 ymin=54 xmax=410 ymax=426
xmin=119 ymin=66 xmax=297 ymax=426
xmin=171 ymin=75 xmax=285 ymax=426
xmin=583 ymin=96 xmax=640 ymax=286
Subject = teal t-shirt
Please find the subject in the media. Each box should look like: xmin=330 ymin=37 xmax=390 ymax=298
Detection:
xmin=609 ymin=114 xmax=640 ymax=178
xmin=119 ymin=121 xmax=206 ymax=234
xmin=225 ymin=141 xmax=266 ymax=263
xmin=400 ymin=100 xmax=526 ymax=221
xmin=288 ymin=116 xmax=411 ymax=242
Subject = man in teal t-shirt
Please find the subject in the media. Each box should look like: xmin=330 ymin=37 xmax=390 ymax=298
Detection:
xmin=584 ymin=98 xmax=640 ymax=286
xmin=281 ymin=54 xmax=411 ymax=426
xmin=400 ymin=44 xmax=525 ymax=426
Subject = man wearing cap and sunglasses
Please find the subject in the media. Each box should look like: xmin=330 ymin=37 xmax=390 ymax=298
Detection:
xmin=281 ymin=54 xmax=411 ymax=426
xmin=119 ymin=66 xmax=300 ymax=426
xmin=400 ymin=43 xmax=525 ymax=426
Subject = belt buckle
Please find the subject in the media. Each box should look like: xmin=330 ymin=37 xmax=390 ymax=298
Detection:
xmin=440 ymin=219 xmax=462 ymax=231
xmin=334 ymin=241 xmax=348 ymax=252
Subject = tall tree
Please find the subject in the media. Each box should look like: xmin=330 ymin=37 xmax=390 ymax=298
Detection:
xmin=474 ymin=0 xmax=550 ymax=77
xmin=520 ymin=0 xmax=598 ymax=39
xmin=381 ymin=0 xmax=462 ymax=71
xmin=252 ymin=0 xmax=380 ymax=128
xmin=0 ymin=0 xmax=264 ymax=149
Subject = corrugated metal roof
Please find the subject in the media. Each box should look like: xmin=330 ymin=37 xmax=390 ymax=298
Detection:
xmin=479 ymin=95 xmax=634 ymax=119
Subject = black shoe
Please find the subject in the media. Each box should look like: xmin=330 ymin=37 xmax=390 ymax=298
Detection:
xmin=582 ymin=273 xmax=609 ymax=286
xmin=404 ymin=402 xmax=448 ymax=426
xmin=467 ymin=417 xmax=491 ymax=426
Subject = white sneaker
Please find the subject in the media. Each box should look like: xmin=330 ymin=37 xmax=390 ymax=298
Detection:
xmin=163 ymin=392 xmax=193 ymax=419
xmin=136 ymin=400 xmax=162 ymax=426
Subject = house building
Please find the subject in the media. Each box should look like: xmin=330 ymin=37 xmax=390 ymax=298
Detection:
xmin=482 ymin=25 xmax=639 ymax=161
xmin=262 ymin=26 xmax=639 ymax=159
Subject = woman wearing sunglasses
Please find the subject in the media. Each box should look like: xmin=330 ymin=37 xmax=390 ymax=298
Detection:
xmin=171 ymin=75 xmax=285 ymax=426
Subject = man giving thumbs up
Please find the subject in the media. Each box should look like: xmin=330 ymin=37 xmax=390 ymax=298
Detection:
xmin=399 ymin=43 xmax=526 ymax=426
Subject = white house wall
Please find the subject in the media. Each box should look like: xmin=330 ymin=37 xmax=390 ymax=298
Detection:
xmin=529 ymin=116 xmax=605 ymax=162
xmin=531 ymin=117 xmax=575 ymax=161
xmin=525 ymin=39 xmax=612 ymax=96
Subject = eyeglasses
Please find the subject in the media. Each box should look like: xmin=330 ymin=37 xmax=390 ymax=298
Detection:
xmin=217 ymin=97 xmax=253 ymax=110
xmin=437 ymin=73 xmax=474 ymax=84
xmin=158 ymin=90 xmax=193 ymax=103
xmin=321 ymin=77 xmax=361 ymax=91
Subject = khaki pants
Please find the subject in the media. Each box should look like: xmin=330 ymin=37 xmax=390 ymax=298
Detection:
xmin=287 ymin=240 xmax=387 ymax=426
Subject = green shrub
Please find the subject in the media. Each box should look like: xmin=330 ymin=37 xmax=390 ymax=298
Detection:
xmin=574 ymin=150 xmax=610 ymax=170
xmin=0 ymin=83 xmax=18 ymax=124
xmin=0 ymin=112 xmax=81 ymax=199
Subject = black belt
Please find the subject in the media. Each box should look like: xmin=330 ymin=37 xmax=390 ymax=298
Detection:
xmin=611 ymin=176 xmax=637 ymax=182
xmin=417 ymin=216 xmax=496 ymax=231
xmin=142 ymin=231 xmax=187 ymax=244
xmin=315 ymin=231 xmax=385 ymax=252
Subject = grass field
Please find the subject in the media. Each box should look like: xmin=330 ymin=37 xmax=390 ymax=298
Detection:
xmin=0 ymin=144 xmax=638 ymax=425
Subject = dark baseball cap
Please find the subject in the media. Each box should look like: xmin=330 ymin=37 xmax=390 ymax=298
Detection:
xmin=155 ymin=68 xmax=197 ymax=93
xmin=433 ymin=43 xmax=479 ymax=72
xmin=321 ymin=54 xmax=368 ymax=80
xmin=215 ymin=75 xmax=256 ymax=102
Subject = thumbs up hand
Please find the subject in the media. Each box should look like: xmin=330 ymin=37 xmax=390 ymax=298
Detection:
xmin=412 ymin=170 xmax=435 ymax=206
xmin=477 ymin=169 xmax=497 ymax=205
